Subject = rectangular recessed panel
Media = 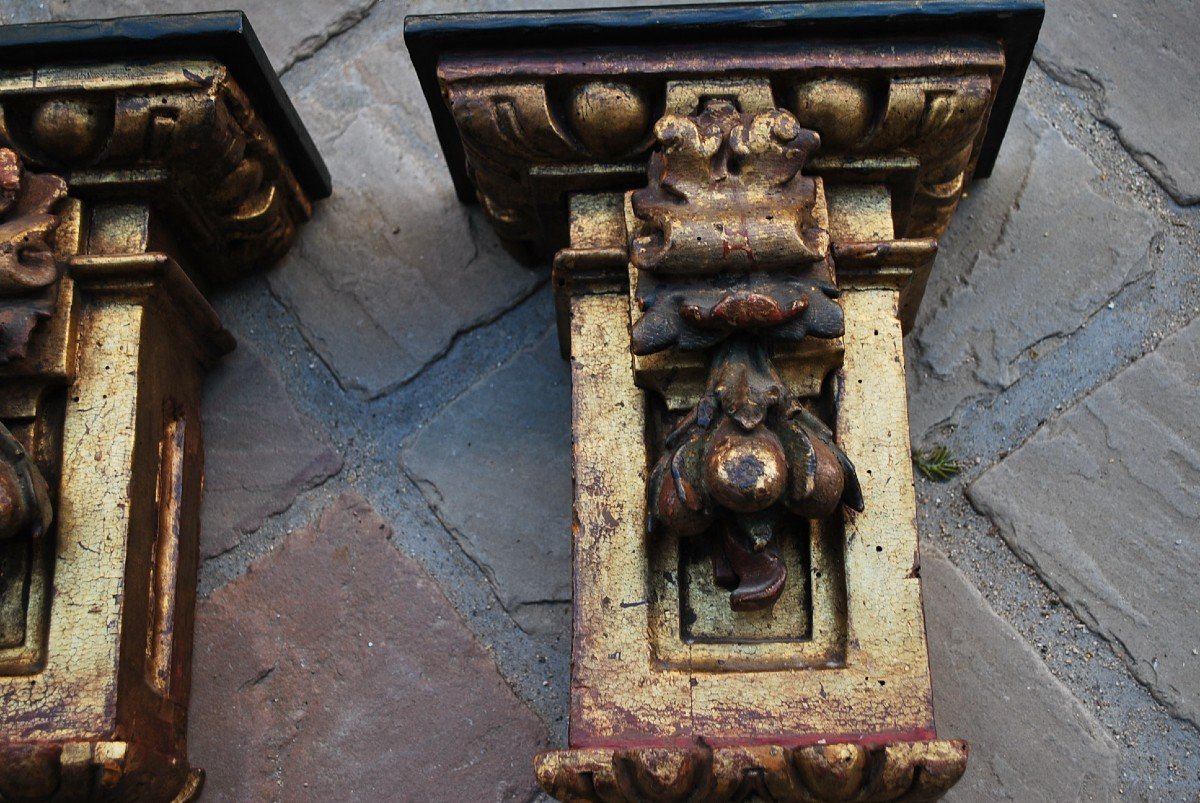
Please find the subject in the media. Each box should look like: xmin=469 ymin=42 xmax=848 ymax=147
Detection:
xmin=679 ymin=530 xmax=812 ymax=644
xmin=648 ymin=516 xmax=847 ymax=673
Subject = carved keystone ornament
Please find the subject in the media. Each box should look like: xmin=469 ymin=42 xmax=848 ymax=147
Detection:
xmin=410 ymin=2 xmax=1043 ymax=801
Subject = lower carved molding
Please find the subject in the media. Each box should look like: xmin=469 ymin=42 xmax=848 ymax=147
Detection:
xmin=535 ymin=740 xmax=968 ymax=803
xmin=0 ymin=740 xmax=203 ymax=802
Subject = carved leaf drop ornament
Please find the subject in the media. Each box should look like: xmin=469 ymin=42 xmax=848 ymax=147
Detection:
xmin=0 ymin=424 xmax=51 ymax=543
xmin=634 ymin=102 xmax=862 ymax=611
xmin=0 ymin=148 xmax=67 ymax=363
xmin=647 ymin=337 xmax=863 ymax=611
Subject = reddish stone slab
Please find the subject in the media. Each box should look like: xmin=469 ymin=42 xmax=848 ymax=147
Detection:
xmin=189 ymin=492 xmax=547 ymax=801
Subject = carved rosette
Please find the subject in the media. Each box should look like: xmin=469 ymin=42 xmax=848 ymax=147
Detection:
xmin=0 ymin=148 xmax=66 ymax=362
xmin=536 ymin=740 xmax=968 ymax=803
xmin=634 ymin=102 xmax=862 ymax=611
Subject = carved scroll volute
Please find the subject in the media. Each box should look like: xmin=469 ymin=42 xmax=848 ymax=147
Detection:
xmin=632 ymin=101 xmax=862 ymax=611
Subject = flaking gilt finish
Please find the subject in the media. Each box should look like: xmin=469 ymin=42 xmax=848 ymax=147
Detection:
xmin=536 ymin=740 xmax=968 ymax=803
xmin=0 ymin=23 xmax=324 ymax=802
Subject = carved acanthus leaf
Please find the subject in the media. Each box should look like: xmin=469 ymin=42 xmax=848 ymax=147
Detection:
xmin=632 ymin=274 xmax=844 ymax=355
xmin=0 ymin=149 xmax=66 ymax=363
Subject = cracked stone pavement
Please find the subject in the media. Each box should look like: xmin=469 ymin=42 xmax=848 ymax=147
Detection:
xmin=4 ymin=1 xmax=1199 ymax=800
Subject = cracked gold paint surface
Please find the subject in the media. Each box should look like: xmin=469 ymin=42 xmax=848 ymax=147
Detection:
xmin=0 ymin=52 xmax=317 ymax=799
xmin=555 ymin=150 xmax=946 ymax=762
xmin=1 ymin=301 xmax=145 ymax=738
xmin=567 ymin=285 xmax=936 ymax=746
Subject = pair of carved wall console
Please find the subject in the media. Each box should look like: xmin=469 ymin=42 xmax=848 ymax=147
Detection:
xmin=0 ymin=3 xmax=1044 ymax=800
xmin=409 ymin=2 xmax=1042 ymax=801
xmin=0 ymin=14 xmax=329 ymax=802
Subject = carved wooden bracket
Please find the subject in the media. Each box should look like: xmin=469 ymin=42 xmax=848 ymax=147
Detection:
xmin=411 ymin=3 xmax=1042 ymax=800
xmin=0 ymin=14 xmax=329 ymax=801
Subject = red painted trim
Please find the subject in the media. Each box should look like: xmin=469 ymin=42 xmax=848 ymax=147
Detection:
xmin=569 ymin=725 xmax=940 ymax=751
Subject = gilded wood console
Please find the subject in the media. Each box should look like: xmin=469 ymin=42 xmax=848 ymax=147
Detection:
xmin=0 ymin=14 xmax=328 ymax=801
xmin=409 ymin=4 xmax=1042 ymax=800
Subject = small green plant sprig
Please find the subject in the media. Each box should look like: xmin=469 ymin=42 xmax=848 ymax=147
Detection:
xmin=913 ymin=445 xmax=961 ymax=482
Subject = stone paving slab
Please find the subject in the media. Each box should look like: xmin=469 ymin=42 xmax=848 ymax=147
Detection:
xmin=969 ymin=315 xmax=1200 ymax=728
xmin=924 ymin=546 xmax=1121 ymax=802
xmin=404 ymin=328 xmax=573 ymax=636
xmin=189 ymin=492 xmax=547 ymax=801
xmin=1036 ymin=0 xmax=1200 ymax=206
xmin=0 ymin=2 xmax=48 ymax=25
xmin=908 ymin=103 xmax=1160 ymax=442
xmin=260 ymin=0 xmax=696 ymax=400
xmin=200 ymin=332 xmax=342 ymax=559
xmin=273 ymin=37 xmax=542 ymax=399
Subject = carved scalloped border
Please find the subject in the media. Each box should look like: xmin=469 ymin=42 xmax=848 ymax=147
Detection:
xmin=0 ymin=739 xmax=202 ymax=802
xmin=536 ymin=739 xmax=968 ymax=803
